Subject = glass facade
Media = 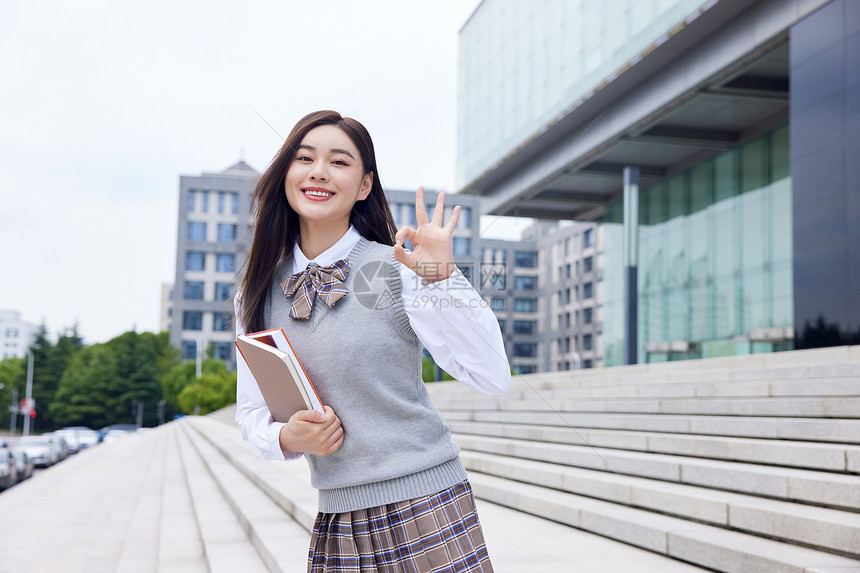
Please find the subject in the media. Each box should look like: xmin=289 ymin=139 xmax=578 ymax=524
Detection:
xmin=790 ymin=0 xmax=860 ymax=347
xmin=458 ymin=0 xmax=711 ymax=187
xmin=603 ymin=125 xmax=792 ymax=365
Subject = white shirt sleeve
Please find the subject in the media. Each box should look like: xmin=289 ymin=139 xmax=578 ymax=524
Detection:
xmin=400 ymin=265 xmax=511 ymax=395
xmin=234 ymin=297 xmax=302 ymax=461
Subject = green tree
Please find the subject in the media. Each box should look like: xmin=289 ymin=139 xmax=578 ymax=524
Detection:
xmin=51 ymin=344 xmax=114 ymax=428
xmin=105 ymin=331 xmax=163 ymax=426
xmin=176 ymin=360 xmax=236 ymax=415
xmin=161 ymin=361 xmax=197 ymax=419
xmin=50 ymin=330 xmax=164 ymax=429
xmin=25 ymin=324 xmax=83 ymax=431
xmin=0 ymin=356 xmax=26 ymax=431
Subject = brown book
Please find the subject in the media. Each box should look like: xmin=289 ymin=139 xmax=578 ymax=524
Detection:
xmin=235 ymin=328 xmax=324 ymax=422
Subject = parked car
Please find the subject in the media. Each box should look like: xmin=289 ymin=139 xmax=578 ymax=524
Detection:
xmin=51 ymin=429 xmax=82 ymax=454
xmin=15 ymin=436 xmax=58 ymax=468
xmin=60 ymin=426 xmax=99 ymax=449
xmin=98 ymin=424 xmax=139 ymax=443
xmin=9 ymin=449 xmax=34 ymax=482
xmin=0 ymin=442 xmax=17 ymax=490
xmin=48 ymin=435 xmax=70 ymax=462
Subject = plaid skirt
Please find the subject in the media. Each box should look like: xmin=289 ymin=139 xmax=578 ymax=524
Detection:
xmin=308 ymin=480 xmax=493 ymax=573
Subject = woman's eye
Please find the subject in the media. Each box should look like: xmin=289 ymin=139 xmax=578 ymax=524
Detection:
xmin=296 ymin=155 xmax=312 ymax=162
xmin=333 ymin=160 xmax=349 ymax=166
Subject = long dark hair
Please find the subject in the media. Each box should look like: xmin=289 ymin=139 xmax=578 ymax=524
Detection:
xmin=238 ymin=110 xmax=397 ymax=333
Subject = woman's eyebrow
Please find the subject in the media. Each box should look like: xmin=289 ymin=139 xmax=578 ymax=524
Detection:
xmin=297 ymin=143 xmax=355 ymax=160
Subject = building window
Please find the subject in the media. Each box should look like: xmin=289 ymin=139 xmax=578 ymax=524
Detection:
xmin=218 ymin=192 xmax=225 ymax=214
xmin=214 ymin=282 xmax=233 ymax=301
xmin=201 ymin=190 xmax=209 ymax=212
xmin=584 ymin=282 xmax=593 ymax=299
xmin=184 ymin=281 xmax=204 ymax=300
xmin=514 ymin=320 xmax=535 ymax=335
xmin=497 ymin=319 xmax=505 ymax=333
xmin=565 ymin=264 xmax=571 ymax=279
xmin=583 ymin=228 xmax=594 ymax=248
xmin=452 ymin=237 xmax=471 ymax=256
xmin=213 ymin=312 xmax=232 ymax=332
xmin=231 ymin=192 xmax=239 ymax=215
xmin=514 ymin=275 xmax=536 ymax=290
xmin=187 ymin=190 xmax=196 ymax=212
xmin=457 ymin=263 xmax=473 ymax=283
xmin=584 ymin=256 xmax=593 ymax=273
xmin=513 ymin=298 xmax=536 ymax=312
xmin=515 ymin=251 xmax=537 ymax=268
xmin=183 ymin=311 xmax=203 ymax=331
xmin=186 ymin=222 xmax=206 ymax=241
xmin=564 ymin=238 xmax=570 ymax=256
xmin=513 ymin=343 xmax=536 ymax=357
xmin=583 ymin=359 xmax=593 ymax=369
xmin=212 ymin=342 xmax=232 ymax=361
xmin=216 ymin=254 xmax=235 ymax=273
xmin=584 ymin=334 xmax=593 ymax=351
xmin=491 ymin=297 xmax=505 ymax=311
xmin=461 ymin=206 xmax=472 ymax=228
xmin=565 ymin=288 xmax=571 ymax=304
xmin=566 ymin=313 xmax=571 ymax=328
xmin=185 ymin=252 xmax=205 ymax=271
xmin=181 ymin=340 xmax=197 ymax=360
xmin=6 ymin=328 xmax=19 ymax=338
xmin=217 ymin=223 xmax=237 ymax=243
xmin=515 ymin=365 xmax=536 ymax=375
xmin=584 ymin=308 xmax=593 ymax=324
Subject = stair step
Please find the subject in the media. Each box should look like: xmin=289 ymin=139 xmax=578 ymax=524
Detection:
xmin=180 ymin=419 xmax=310 ymax=573
xmin=155 ymin=425 xmax=207 ymax=573
xmin=112 ymin=428 xmax=173 ymax=573
xmin=432 ymin=376 xmax=860 ymax=400
xmin=440 ymin=410 xmax=860 ymax=444
xmin=454 ymin=433 xmax=860 ymax=510
xmin=185 ymin=415 xmax=319 ymax=532
xmin=461 ymin=450 xmax=860 ymax=555
xmin=174 ymin=423 xmax=269 ymax=573
xmin=468 ymin=472 xmax=860 ymax=572
xmin=448 ymin=420 xmax=860 ymax=473
xmin=433 ymin=396 xmax=860 ymax=418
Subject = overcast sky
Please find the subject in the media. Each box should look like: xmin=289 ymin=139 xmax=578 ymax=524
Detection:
xmin=0 ymin=0 xmax=533 ymax=344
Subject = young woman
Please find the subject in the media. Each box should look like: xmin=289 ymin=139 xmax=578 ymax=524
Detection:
xmin=235 ymin=110 xmax=510 ymax=573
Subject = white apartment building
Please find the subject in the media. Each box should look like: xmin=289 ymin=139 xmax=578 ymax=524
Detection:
xmin=0 ymin=310 xmax=39 ymax=360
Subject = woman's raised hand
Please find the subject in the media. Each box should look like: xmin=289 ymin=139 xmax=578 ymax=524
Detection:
xmin=394 ymin=187 xmax=461 ymax=282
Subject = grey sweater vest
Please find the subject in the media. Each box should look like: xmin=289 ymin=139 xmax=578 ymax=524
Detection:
xmin=264 ymin=238 xmax=467 ymax=513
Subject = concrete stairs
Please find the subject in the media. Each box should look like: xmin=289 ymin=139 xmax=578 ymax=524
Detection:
xmin=425 ymin=345 xmax=860 ymax=572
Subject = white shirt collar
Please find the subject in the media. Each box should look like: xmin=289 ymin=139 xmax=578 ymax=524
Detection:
xmin=292 ymin=225 xmax=362 ymax=273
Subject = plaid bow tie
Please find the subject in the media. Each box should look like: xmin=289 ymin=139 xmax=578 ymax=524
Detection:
xmin=280 ymin=259 xmax=349 ymax=320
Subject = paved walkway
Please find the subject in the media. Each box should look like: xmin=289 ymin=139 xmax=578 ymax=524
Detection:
xmin=0 ymin=417 xmax=709 ymax=573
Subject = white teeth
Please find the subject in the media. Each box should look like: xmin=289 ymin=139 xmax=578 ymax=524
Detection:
xmin=304 ymin=190 xmax=333 ymax=197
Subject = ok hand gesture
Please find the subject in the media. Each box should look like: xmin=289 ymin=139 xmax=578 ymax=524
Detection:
xmin=394 ymin=187 xmax=461 ymax=283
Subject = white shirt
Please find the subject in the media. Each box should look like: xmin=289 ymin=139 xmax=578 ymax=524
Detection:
xmin=235 ymin=225 xmax=511 ymax=460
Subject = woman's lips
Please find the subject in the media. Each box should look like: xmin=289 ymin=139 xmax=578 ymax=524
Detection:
xmin=302 ymin=187 xmax=335 ymax=201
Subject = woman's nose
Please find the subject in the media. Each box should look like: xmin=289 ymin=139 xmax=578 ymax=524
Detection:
xmin=310 ymin=163 xmax=327 ymax=180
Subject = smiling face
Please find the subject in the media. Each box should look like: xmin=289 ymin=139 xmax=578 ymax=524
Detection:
xmin=284 ymin=124 xmax=373 ymax=236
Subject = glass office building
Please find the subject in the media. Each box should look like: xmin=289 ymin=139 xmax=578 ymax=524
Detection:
xmin=602 ymin=126 xmax=792 ymax=364
xmin=457 ymin=0 xmax=713 ymax=188
xmin=459 ymin=0 xmax=859 ymax=366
